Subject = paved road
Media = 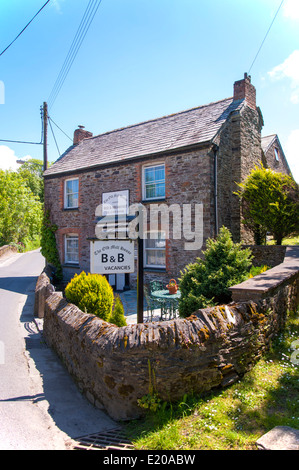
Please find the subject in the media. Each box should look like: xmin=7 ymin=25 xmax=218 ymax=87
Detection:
xmin=0 ymin=250 xmax=116 ymax=450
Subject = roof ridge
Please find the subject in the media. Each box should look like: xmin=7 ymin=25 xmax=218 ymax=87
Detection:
xmin=86 ymin=96 xmax=234 ymax=142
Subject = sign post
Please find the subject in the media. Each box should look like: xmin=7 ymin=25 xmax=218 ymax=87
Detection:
xmin=91 ymin=207 xmax=145 ymax=323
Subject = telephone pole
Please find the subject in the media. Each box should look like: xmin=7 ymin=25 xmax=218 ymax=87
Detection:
xmin=43 ymin=102 xmax=48 ymax=171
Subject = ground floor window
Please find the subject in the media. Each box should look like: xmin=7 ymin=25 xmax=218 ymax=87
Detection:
xmin=144 ymin=231 xmax=166 ymax=268
xmin=65 ymin=234 xmax=79 ymax=264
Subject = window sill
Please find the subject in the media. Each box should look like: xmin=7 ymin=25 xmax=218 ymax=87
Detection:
xmin=63 ymin=263 xmax=80 ymax=268
xmin=63 ymin=207 xmax=79 ymax=211
xmin=144 ymin=267 xmax=166 ymax=272
xmin=142 ymin=198 xmax=166 ymax=204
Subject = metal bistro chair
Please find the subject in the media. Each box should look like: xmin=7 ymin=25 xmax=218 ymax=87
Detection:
xmin=144 ymin=286 xmax=164 ymax=322
xmin=149 ymin=280 xmax=164 ymax=294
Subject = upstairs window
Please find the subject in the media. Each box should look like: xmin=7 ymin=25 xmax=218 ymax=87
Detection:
xmin=143 ymin=164 xmax=165 ymax=200
xmin=65 ymin=178 xmax=79 ymax=208
xmin=274 ymin=148 xmax=280 ymax=162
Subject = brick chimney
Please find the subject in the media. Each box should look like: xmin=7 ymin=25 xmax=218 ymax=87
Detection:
xmin=233 ymin=73 xmax=256 ymax=110
xmin=73 ymin=125 xmax=93 ymax=145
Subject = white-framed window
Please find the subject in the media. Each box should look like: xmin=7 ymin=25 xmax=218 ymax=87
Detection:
xmin=143 ymin=164 xmax=165 ymax=200
xmin=65 ymin=234 xmax=79 ymax=264
xmin=144 ymin=231 xmax=166 ymax=268
xmin=64 ymin=178 xmax=79 ymax=208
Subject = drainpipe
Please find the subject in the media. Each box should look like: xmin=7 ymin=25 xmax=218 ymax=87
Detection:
xmin=213 ymin=144 xmax=219 ymax=236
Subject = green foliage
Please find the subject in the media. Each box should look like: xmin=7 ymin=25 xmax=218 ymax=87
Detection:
xmin=179 ymin=227 xmax=252 ymax=317
xmin=17 ymin=158 xmax=44 ymax=202
xmin=138 ymin=394 xmax=162 ymax=413
xmin=109 ymin=295 xmax=127 ymax=327
xmin=235 ymin=165 xmax=299 ymax=245
xmin=65 ymin=271 xmax=114 ymax=322
xmin=40 ymin=210 xmax=62 ymax=279
xmin=0 ymin=170 xmax=42 ymax=246
xmin=248 ymin=265 xmax=268 ymax=278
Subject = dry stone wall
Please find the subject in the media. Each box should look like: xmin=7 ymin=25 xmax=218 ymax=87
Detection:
xmin=38 ymin=248 xmax=298 ymax=421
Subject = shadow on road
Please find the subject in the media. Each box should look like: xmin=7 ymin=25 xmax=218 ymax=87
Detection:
xmin=17 ymin=284 xmax=116 ymax=440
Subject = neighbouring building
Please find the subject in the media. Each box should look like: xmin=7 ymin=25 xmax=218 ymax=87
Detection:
xmin=43 ymin=74 xmax=292 ymax=290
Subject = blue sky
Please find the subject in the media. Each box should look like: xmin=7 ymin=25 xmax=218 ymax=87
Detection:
xmin=0 ymin=0 xmax=298 ymax=181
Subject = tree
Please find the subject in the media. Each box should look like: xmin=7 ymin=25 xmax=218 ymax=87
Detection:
xmin=235 ymin=165 xmax=299 ymax=245
xmin=17 ymin=158 xmax=44 ymax=202
xmin=179 ymin=227 xmax=252 ymax=317
xmin=0 ymin=170 xmax=43 ymax=246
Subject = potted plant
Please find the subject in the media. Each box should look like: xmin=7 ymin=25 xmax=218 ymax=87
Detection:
xmin=166 ymin=279 xmax=178 ymax=295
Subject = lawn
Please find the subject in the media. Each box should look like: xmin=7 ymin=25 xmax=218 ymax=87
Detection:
xmin=125 ymin=312 xmax=299 ymax=450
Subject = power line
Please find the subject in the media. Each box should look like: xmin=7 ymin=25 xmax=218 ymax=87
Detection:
xmin=48 ymin=0 xmax=102 ymax=109
xmin=48 ymin=117 xmax=61 ymax=156
xmin=0 ymin=139 xmax=43 ymax=145
xmin=248 ymin=0 xmax=285 ymax=74
xmin=48 ymin=116 xmax=73 ymax=141
xmin=0 ymin=0 xmax=51 ymax=57
xmin=0 ymin=106 xmax=44 ymax=146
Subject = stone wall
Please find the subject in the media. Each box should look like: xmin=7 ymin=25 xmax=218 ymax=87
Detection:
xmin=244 ymin=245 xmax=287 ymax=268
xmin=38 ymin=247 xmax=298 ymax=421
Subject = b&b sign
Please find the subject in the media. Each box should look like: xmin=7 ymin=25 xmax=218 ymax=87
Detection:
xmin=90 ymin=240 xmax=135 ymax=274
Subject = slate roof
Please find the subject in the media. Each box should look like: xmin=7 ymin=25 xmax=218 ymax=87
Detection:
xmin=44 ymin=97 xmax=244 ymax=177
xmin=261 ymin=134 xmax=278 ymax=153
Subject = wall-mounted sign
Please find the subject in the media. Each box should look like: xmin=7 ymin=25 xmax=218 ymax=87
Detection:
xmin=102 ymin=190 xmax=129 ymax=216
xmin=90 ymin=240 xmax=135 ymax=274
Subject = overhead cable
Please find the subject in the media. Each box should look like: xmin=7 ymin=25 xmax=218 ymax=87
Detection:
xmin=48 ymin=116 xmax=73 ymax=141
xmin=48 ymin=0 xmax=102 ymax=109
xmin=248 ymin=0 xmax=285 ymax=74
xmin=0 ymin=0 xmax=51 ymax=57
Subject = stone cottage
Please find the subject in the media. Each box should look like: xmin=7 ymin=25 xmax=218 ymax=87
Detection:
xmin=43 ymin=74 xmax=291 ymax=290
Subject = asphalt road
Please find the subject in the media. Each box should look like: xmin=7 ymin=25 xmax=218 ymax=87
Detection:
xmin=0 ymin=250 xmax=116 ymax=450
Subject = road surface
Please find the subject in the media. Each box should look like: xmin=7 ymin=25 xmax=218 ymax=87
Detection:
xmin=0 ymin=250 xmax=116 ymax=450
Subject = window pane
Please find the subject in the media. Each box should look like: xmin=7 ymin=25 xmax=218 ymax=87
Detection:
xmin=156 ymin=182 xmax=165 ymax=198
xmin=146 ymin=184 xmax=155 ymax=199
xmin=155 ymin=166 xmax=164 ymax=181
xmin=144 ymin=232 xmax=166 ymax=267
xmin=66 ymin=236 xmax=79 ymax=263
xmin=145 ymin=168 xmax=155 ymax=182
xmin=144 ymin=164 xmax=165 ymax=200
xmin=65 ymin=179 xmax=79 ymax=208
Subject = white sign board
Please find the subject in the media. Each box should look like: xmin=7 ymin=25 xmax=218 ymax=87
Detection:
xmin=102 ymin=190 xmax=129 ymax=216
xmin=90 ymin=240 xmax=135 ymax=274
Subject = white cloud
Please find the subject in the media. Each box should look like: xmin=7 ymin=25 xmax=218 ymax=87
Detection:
xmin=0 ymin=146 xmax=31 ymax=171
xmin=50 ymin=0 xmax=65 ymax=14
xmin=285 ymin=129 xmax=299 ymax=182
xmin=283 ymin=0 xmax=299 ymax=20
xmin=268 ymin=50 xmax=299 ymax=104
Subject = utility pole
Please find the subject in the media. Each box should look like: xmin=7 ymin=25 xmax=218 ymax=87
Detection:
xmin=43 ymin=102 xmax=48 ymax=171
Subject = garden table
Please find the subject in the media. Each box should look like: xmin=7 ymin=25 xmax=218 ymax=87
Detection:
xmin=151 ymin=289 xmax=181 ymax=320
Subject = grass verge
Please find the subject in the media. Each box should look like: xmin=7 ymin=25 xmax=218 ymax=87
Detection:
xmin=125 ymin=312 xmax=299 ymax=450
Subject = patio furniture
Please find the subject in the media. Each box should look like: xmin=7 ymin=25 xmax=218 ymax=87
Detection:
xmin=144 ymin=286 xmax=165 ymax=322
xmin=149 ymin=280 xmax=164 ymax=294
xmin=151 ymin=289 xmax=181 ymax=320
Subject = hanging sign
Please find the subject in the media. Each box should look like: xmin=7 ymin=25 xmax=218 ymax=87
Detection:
xmin=102 ymin=190 xmax=129 ymax=216
xmin=90 ymin=240 xmax=135 ymax=274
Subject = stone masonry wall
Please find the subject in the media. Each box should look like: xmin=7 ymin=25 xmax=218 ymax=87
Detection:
xmin=38 ymin=249 xmax=298 ymax=421
xmin=44 ymin=146 xmax=214 ymax=286
xmin=216 ymin=104 xmax=263 ymax=244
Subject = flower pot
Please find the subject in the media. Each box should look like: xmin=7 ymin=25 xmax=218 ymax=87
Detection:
xmin=166 ymin=279 xmax=178 ymax=295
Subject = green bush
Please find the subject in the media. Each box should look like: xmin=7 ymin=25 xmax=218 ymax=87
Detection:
xmin=109 ymin=295 xmax=127 ymax=327
xmin=65 ymin=271 xmax=114 ymax=321
xmin=179 ymin=226 xmax=252 ymax=317
xmin=40 ymin=210 xmax=62 ymax=280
